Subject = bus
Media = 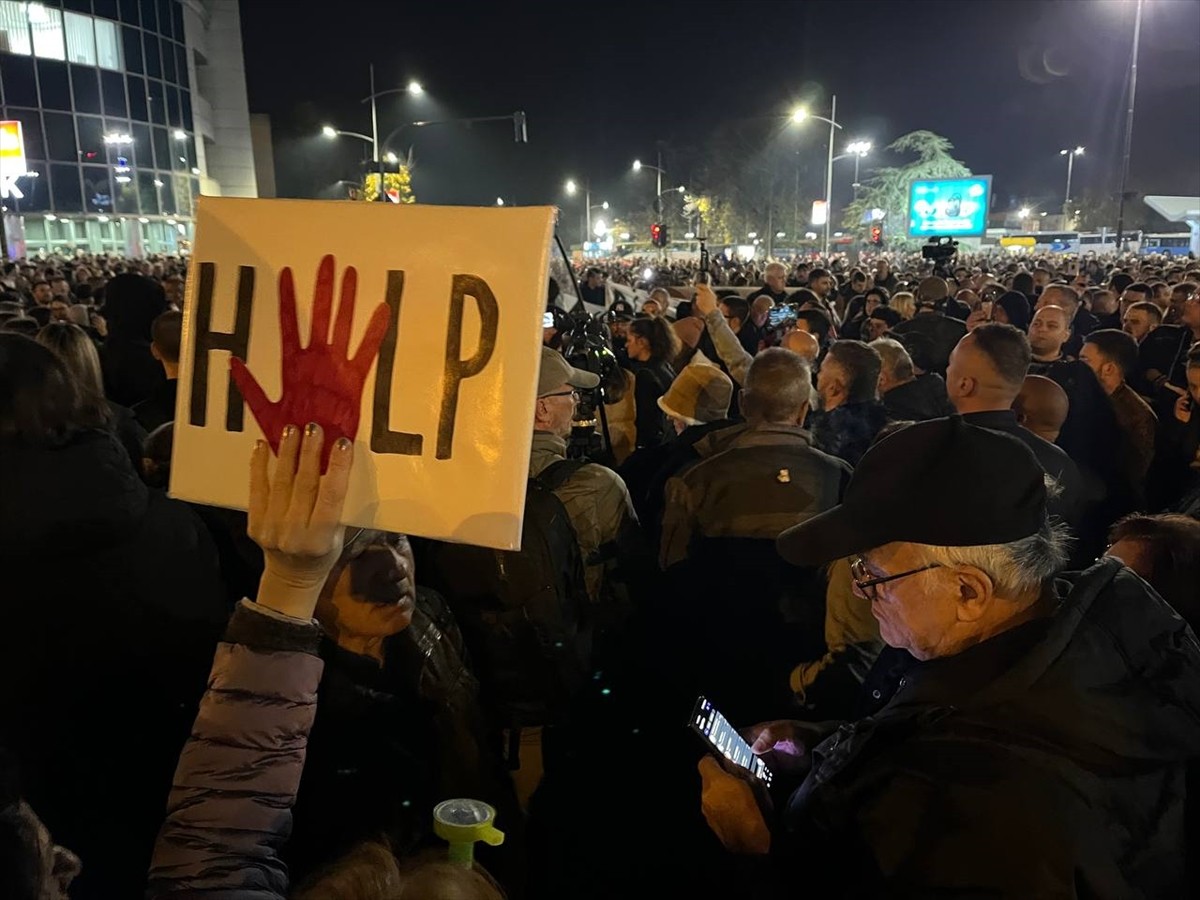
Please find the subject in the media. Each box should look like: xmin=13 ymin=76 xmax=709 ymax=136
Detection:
xmin=1139 ymin=234 xmax=1192 ymax=257
xmin=999 ymin=233 xmax=1079 ymax=252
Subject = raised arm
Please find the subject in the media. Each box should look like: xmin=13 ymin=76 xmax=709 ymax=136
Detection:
xmin=147 ymin=424 xmax=353 ymax=898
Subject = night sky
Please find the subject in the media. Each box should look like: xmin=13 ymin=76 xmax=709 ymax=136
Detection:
xmin=242 ymin=0 xmax=1200 ymax=228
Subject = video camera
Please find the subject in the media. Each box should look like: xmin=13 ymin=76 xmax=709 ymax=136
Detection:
xmin=921 ymin=235 xmax=959 ymax=262
xmin=557 ymin=308 xmax=621 ymax=462
xmin=920 ymin=235 xmax=959 ymax=278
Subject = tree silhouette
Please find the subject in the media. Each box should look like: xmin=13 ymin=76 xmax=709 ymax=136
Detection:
xmin=844 ymin=131 xmax=971 ymax=249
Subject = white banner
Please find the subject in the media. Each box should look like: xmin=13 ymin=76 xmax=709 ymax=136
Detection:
xmin=171 ymin=197 xmax=556 ymax=550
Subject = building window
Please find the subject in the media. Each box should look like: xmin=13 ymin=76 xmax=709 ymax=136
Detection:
xmin=162 ymin=37 xmax=175 ymax=83
xmin=147 ymin=78 xmax=165 ymax=125
xmin=156 ymin=0 xmax=173 ymax=38
xmin=127 ymin=73 xmax=147 ymax=120
xmin=137 ymin=168 xmax=159 ymax=214
xmin=76 ymin=115 xmax=103 ymax=162
xmin=121 ymin=24 xmax=142 ymax=73
xmin=3 ymin=58 xmax=39 ymax=109
xmin=131 ymin=120 xmax=151 ymax=167
xmin=83 ymin=163 xmax=113 ymax=211
xmin=43 ymin=110 xmax=78 ymax=162
xmin=36 ymin=58 xmax=72 ymax=110
xmin=101 ymin=69 xmax=127 ymax=117
xmin=139 ymin=0 xmax=156 ymax=32
xmin=143 ymin=31 xmax=160 ymax=78
xmin=64 ymin=11 xmax=96 ymax=65
xmin=50 ymin=162 xmax=84 ymax=212
xmin=30 ymin=4 xmax=66 ymax=61
xmin=95 ymin=17 xmax=121 ymax=70
xmin=0 ymin=1 xmax=32 ymax=56
xmin=70 ymin=63 xmax=101 ymax=113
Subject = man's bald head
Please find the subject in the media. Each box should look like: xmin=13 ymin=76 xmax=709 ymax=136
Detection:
xmin=781 ymin=328 xmax=820 ymax=362
xmin=1014 ymin=374 xmax=1069 ymax=443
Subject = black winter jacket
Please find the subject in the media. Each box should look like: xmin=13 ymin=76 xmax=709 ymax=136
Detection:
xmin=809 ymin=401 xmax=890 ymax=467
xmin=880 ymin=374 xmax=954 ymax=422
xmin=776 ymin=559 xmax=1200 ymax=897
xmin=0 ymin=429 xmax=227 ymax=898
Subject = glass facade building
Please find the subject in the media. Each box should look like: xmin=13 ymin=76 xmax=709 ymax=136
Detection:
xmin=0 ymin=0 xmax=206 ymax=255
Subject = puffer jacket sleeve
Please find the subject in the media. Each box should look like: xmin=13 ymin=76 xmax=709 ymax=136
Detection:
xmin=146 ymin=600 xmax=325 ymax=899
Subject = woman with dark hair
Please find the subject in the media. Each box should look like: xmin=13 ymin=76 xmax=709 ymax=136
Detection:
xmin=35 ymin=322 xmax=146 ymax=472
xmin=98 ymin=272 xmax=168 ymax=406
xmin=622 ymin=316 xmax=680 ymax=449
xmin=0 ymin=333 xmax=227 ymax=897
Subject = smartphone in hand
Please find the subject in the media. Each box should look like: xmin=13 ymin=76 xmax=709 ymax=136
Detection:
xmin=690 ymin=695 xmax=773 ymax=785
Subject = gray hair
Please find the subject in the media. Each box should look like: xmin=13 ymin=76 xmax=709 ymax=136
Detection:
xmin=870 ymin=337 xmax=914 ymax=382
xmin=909 ymin=517 xmax=1070 ymax=598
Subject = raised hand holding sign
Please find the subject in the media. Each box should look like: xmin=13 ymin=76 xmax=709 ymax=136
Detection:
xmin=230 ymin=254 xmax=390 ymax=472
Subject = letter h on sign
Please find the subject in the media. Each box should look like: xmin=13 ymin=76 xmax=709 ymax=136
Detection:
xmin=189 ymin=262 xmax=254 ymax=431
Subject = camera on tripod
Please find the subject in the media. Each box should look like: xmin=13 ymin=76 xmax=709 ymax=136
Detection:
xmin=921 ymin=235 xmax=959 ymax=262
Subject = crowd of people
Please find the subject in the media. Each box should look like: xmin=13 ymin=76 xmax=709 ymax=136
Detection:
xmin=1 ymin=245 xmax=1198 ymax=898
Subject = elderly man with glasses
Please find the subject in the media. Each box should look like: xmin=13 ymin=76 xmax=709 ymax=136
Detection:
xmin=697 ymin=416 xmax=1200 ymax=897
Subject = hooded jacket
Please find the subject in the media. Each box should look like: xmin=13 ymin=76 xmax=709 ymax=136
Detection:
xmin=777 ymin=558 xmax=1200 ymax=897
xmin=99 ymin=273 xmax=168 ymax=407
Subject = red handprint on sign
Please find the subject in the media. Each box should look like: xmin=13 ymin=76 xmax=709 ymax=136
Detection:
xmin=231 ymin=254 xmax=390 ymax=472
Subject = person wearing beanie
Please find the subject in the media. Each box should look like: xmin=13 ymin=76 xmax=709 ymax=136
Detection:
xmin=657 ymin=364 xmax=734 ymax=436
xmin=890 ymin=276 xmax=967 ymax=376
xmin=993 ymin=290 xmax=1032 ymax=331
xmin=618 ymin=363 xmax=737 ymax=545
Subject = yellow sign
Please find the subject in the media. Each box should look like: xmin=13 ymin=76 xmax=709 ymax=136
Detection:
xmin=0 ymin=120 xmax=26 ymax=183
xmin=171 ymin=197 xmax=556 ymax=550
xmin=999 ymin=236 xmax=1036 ymax=247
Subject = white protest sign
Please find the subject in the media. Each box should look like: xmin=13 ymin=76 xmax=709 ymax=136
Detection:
xmin=171 ymin=197 xmax=555 ymax=550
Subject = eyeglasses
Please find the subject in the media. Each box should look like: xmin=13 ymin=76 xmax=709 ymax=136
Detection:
xmin=849 ymin=554 xmax=940 ymax=601
xmin=541 ymin=390 xmax=580 ymax=401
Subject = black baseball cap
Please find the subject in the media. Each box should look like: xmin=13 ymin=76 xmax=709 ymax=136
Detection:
xmin=776 ymin=417 xmax=1048 ymax=566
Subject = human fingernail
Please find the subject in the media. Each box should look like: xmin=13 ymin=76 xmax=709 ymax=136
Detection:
xmin=336 ymin=437 xmax=352 ymax=452
xmin=283 ymin=424 xmax=297 ymax=440
xmin=305 ymin=422 xmax=319 ymax=437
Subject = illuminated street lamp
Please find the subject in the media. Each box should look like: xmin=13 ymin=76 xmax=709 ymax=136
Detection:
xmin=564 ymin=177 xmax=608 ymax=245
xmin=789 ymin=97 xmax=843 ymax=256
xmin=842 ymin=140 xmax=872 ymax=189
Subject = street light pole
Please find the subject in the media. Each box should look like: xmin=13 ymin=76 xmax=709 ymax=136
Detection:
xmin=823 ymin=94 xmax=837 ymax=258
xmin=1060 ymin=147 xmax=1083 ymax=228
xmin=1115 ymin=0 xmax=1143 ymax=249
xmin=656 ymin=148 xmax=663 ymax=208
xmin=369 ymin=64 xmax=384 ymax=201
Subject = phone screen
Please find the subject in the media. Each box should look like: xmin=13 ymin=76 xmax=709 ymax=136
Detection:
xmin=543 ymin=311 xmax=555 ymax=328
xmin=690 ymin=696 xmax=773 ymax=785
xmin=768 ymin=306 xmax=792 ymax=327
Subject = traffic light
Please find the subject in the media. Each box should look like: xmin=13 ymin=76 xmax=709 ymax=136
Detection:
xmin=651 ymin=223 xmax=668 ymax=247
xmin=870 ymin=223 xmax=883 ymax=247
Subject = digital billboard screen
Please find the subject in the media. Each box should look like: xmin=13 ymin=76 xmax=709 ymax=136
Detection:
xmin=908 ymin=176 xmax=992 ymax=238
